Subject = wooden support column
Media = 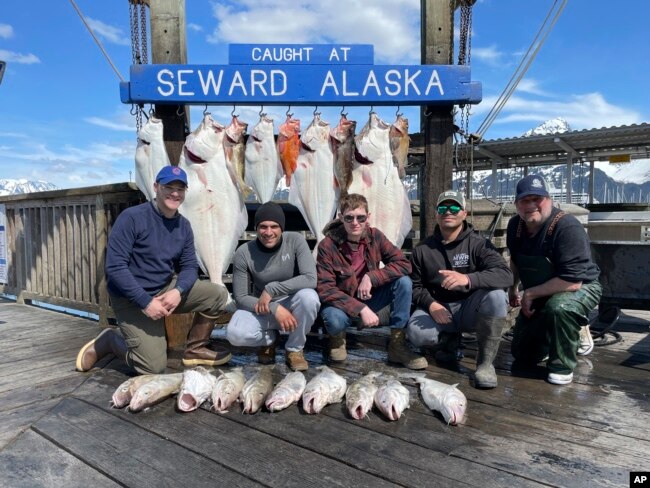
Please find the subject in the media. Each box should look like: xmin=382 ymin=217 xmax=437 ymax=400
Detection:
xmin=589 ymin=160 xmax=595 ymax=204
xmin=150 ymin=0 xmax=188 ymax=166
xmin=421 ymin=0 xmax=455 ymax=237
xmin=149 ymin=0 xmax=192 ymax=347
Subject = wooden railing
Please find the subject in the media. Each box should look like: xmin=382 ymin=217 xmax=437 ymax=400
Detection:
xmin=0 ymin=183 xmax=145 ymax=325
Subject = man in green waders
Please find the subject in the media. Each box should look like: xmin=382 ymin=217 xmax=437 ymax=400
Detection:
xmin=507 ymin=175 xmax=602 ymax=385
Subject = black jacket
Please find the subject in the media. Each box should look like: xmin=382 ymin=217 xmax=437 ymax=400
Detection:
xmin=410 ymin=221 xmax=513 ymax=310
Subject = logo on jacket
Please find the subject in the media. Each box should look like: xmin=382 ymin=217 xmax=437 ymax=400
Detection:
xmin=452 ymin=252 xmax=469 ymax=268
xmin=282 ymin=253 xmax=290 ymax=261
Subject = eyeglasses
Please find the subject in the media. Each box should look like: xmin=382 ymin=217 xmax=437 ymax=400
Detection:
xmin=161 ymin=184 xmax=186 ymax=194
xmin=437 ymin=204 xmax=462 ymax=215
xmin=343 ymin=214 xmax=368 ymax=223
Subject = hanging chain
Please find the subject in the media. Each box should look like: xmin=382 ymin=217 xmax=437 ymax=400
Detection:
xmin=454 ymin=2 xmax=474 ymax=197
xmin=130 ymin=1 xmax=149 ymax=134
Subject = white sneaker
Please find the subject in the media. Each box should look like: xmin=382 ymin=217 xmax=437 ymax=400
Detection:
xmin=548 ymin=371 xmax=573 ymax=385
xmin=577 ymin=325 xmax=594 ymax=356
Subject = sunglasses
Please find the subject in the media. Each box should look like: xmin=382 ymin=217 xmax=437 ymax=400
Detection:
xmin=343 ymin=214 xmax=368 ymax=223
xmin=437 ymin=204 xmax=462 ymax=215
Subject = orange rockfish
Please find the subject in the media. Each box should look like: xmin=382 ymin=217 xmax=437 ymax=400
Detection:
xmin=277 ymin=115 xmax=301 ymax=186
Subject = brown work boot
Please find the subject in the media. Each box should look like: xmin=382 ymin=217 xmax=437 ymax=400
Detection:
xmin=75 ymin=328 xmax=127 ymax=372
xmin=286 ymin=350 xmax=308 ymax=371
xmin=182 ymin=312 xmax=232 ymax=367
xmin=329 ymin=332 xmax=347 ymax=362
xmin=388 ymin=328 xmax=428 ymax=370
xmin=257 ymin=336 xmax=277 ymax=365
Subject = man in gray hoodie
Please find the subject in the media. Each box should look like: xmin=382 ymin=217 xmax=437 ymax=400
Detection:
xmin=226 ymin=202 xmax=320 ymax=371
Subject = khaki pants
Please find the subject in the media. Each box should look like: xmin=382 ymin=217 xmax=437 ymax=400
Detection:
xmin=111 ymin=279 xmax=229 ymax=374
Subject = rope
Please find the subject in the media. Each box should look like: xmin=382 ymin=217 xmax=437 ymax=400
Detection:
xmin=68 ymin=0 xmax=125 ymax=82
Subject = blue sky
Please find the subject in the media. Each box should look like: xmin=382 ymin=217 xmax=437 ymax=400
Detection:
xmin=1 ymin=0 xmax=648 ymax=189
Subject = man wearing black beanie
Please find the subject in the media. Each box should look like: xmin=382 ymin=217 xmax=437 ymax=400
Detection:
xmin=227 ymin=202 xmax=319 ymax=370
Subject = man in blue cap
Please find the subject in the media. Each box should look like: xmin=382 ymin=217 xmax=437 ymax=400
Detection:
xmin=75 ymin=165 xmax=231 ymax=374
xmin=507 ymin=174 xmax=602 ymax=385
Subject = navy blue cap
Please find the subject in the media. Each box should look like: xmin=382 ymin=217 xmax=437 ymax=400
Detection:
xmin=515 ymin=175 xmax=549 ymax=201
xmin=156 ymin=166 xmax=188 ymax=186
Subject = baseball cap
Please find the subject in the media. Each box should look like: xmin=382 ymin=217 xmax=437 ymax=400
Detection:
xmin=515 ymin=175 xmax=549 ymax=201
xmin=156 ymin=166 xmax=188 ymax=186
xmin=437 ymin=190 xmax=466 ymax=209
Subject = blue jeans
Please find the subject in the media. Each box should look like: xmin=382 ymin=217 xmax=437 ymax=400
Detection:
xmin=320 ymin=276 xmax=412 ymax=335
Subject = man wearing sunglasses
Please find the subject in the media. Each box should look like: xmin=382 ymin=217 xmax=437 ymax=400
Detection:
xmin=507 ymin=175 xmax=601 ymax=385
xmin=76 ymin=165 xmax=232 ymax=375
xmin=407 ymin=190 xmax=513 ymax=388
xmin=226 ymin=202 xmax=319 ymax=371
xmin=316 ymin=193 xmax=427 ymax=370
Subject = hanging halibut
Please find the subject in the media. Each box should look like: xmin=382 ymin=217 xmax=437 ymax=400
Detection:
xmin=277 ymin=115 xmax=301 ymax=186
xmin=244 ymin=114 xmax=282 ymax=203
xmin=288 ymin=114 xmax=338 ymax=244
xmin=389 ymin=114 xmax=410 ymax=179
xmin=134 ymin=116 xmax=170 ymax=201
xmin=330 ymin=114 xmax=357 ymax=197
xmin=224 ymin=115 xmax=252 ymax=198
xmin=178 ymin=114 xmax=248 ymax=286
xmin=347 ymin=113 xmax=412 ymax=248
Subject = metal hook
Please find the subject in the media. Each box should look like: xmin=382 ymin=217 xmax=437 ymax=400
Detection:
xmin=423 ymin=106 xmax=432 ymax=118
xmin=176 ymin=105 xmax=184 ymax=117
xmin=396 ymin=106 xmax=402 ymax=117
xmin=231 ymin=105 xmax=238 ymax=117
xmin=203 ymin=104 xmax=210 ymax=116
xmin=369 ymin=106 xmax=375 ymax=115
xmin=259 ymin=105 xmax=265 ymax=117
xmin=286 ymin=105 xmax=292 ymax=117
xmin=340 ymin=106 xmax=347 ymax=117
xmin=148 ymin=105 xmax=155 ymax=117
xmin=130 ymin=104 xmax=137 ymax=116
xmin=313 ymin=105 xmax=320 ymax=116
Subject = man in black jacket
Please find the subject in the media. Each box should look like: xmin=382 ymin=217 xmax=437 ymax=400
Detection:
xmin=407 ymin=190 xmax=513 ymax=388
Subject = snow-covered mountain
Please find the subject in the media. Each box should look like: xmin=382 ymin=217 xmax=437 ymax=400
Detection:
xmin=0 ymin=179 xmax=59 ymax=196
xmin=521 ymin=117 xmax=570 ymax=137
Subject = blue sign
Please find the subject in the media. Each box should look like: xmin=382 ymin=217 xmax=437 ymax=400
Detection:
xmin=120 ymin=64 xmax=481 ymax=106
xmin=229 ymin=44 xmax=374 ymax=65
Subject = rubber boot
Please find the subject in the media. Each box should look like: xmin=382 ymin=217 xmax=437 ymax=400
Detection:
xmin=286 ymin=350 xmax=309 ymax=371
xmin=388 ymin=328 xmax=428 ymax=370
xmin=182 ymin=312 xmax=232 ymax=367
xmin=434 ymin=332 xmax=460 ymax=363
xmin=474 ymin=314 xmax=506 ymax=389
xmin=329 ymin=332 xmax=347 ymax=362
xmin=75 ymin=328 xmax=127 ymax=372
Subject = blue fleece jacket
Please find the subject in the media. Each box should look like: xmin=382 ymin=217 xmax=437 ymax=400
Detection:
xmin=105 ymin=202 xmax=198 ymax=309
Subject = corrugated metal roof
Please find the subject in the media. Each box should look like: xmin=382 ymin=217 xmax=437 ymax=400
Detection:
xmin=409 ymin=123 xmax=650 ymax=170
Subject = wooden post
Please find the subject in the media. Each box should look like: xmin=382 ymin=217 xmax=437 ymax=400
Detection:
xmin=420 ymin=0 xmax=455 ymax=237
xmin=149 ymin=0 xmax=193 ymax=347
xmin=149 ymin=0 xmax=189 ymax=166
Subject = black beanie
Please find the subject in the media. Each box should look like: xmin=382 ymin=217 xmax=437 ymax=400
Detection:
xmin=254 ymin=202 xmax=285 ymax=231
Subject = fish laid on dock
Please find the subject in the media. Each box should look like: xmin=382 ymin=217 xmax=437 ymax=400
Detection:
xmin=346 ymin=372 xmax=382 ymax=420
xmin=211 ymin=368 xmax=246 ymax=414
xmin=177 ymin=367 xmax=217 ymax=413
xmin=374 ymin=377 xmax=410 ymax=421
xmin=265 ymin=371 xmax=307 ymax=412
xmin=302 ymin=366 xmax=347 ymax=414
xmin=127 ymin=373 xmax=183 ymax=412
xmin=404 ymin=373 xmax=467 ymax=425
xmin=111 ymin=374 xmax=170 ymax=409
xmin=241 ymin=367 xmax=274 ymax=414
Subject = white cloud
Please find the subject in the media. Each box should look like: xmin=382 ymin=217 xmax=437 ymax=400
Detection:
xmin=473 ymin=92 xmax=642 ymax=138
xmin=207 ymin=0 xmax=421 ymax=63
xmin=470 ymin=45 xmax=504 ymax=65
xmin=515 ymin=78 xmax=549 ymax=96
xmin=187 ymin=23 xmax=203 ymax=32
xmin=86 ymin=18 xmax=130 ymax=46
xmin=0 ymin=49 xmax=40 ymax=64
xmin=84 ymin=116 xmax=134 ymax=132
xmin=0 ymin=23 xmax=13 ymax=39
